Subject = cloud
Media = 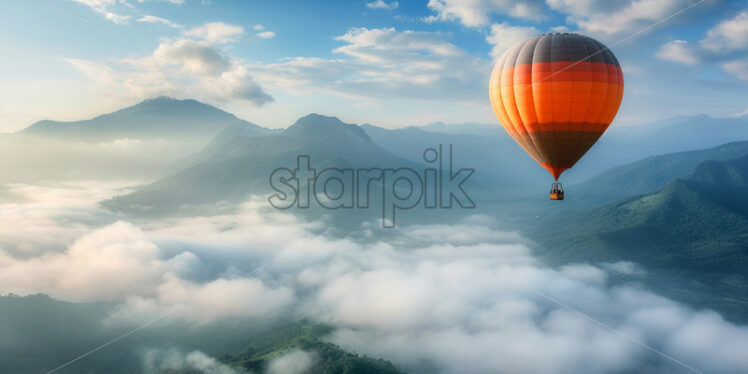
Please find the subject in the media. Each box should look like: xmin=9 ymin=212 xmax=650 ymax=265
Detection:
xmin=154 ymin=39 xmax=231 ymax=76
xmin=257 ymin=31 xmax=276 ymax=39
xmin=137 ymin=0 xmax=185 ymax=4
xmin=547 ymin=0 xmax=698 ymax=37
xmin=266 ymin=349 xmax=316 ymax=374
xmin=137 ymin=15 xmax=182 ymax=28
xmin=721 ymin=58 xmax=748 ymax=80
xmin=366 ymin=0 xmax=399 ymax=10
xmin=143 ymin=348 xmax=245 ymax=374
xmin=0 ymin=218 xmax=293 ymax=322
xmin=66 ymin=37 xmax=274 ymax=105
xmin=202 ymin=66 xmax=275 ymax=104
xmin=96 ymin=137 xmax=144 ymax=149
xmin=486 ymin=22 xmax=540 ymax=59
xmin=183 ymin=22 xmax=245 ymax=43
xmin=426 ymin=0 xmax=545 ymax=26
xmin=70 ymin=0 xmax=130 ymax=24
xmin=700 ymin=11 xmax=748 ymax=53
xmin=5 ymin=181 xmax=748 ymax=373
xmin=0 ymin=221 xmax=165 ymax=302
xmin=656 ymin=40 xmax=700 ymax=65
xmin=250 ymin=27 xmax=488 ymax=102
xmin=334 ymin=27 xmax=462 ymax=58
xmin=654 ymin=12 xmax=748 ymax=81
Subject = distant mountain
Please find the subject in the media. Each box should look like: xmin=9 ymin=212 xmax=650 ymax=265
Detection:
xmin=418 ymin=121 xmax=508 ymax=137
xmin=19 ymin=96 xmax=270 ymax=142
xmin=569 ymin=114 xmax=748 ymax=182
xmin=535 ymin=154 xmax=748 ymax=321
xmin=1 ymin=97 xmax=273 ymax=183
xmin=103 ymin=114 xmax=420 ymax=216
xmin=575 ymin=141 xmax=748 ymax=204
xmin=361 ymin=123 xmax=547 ymax=193
xmin=374 ymin=114 xmax=748 ymax=186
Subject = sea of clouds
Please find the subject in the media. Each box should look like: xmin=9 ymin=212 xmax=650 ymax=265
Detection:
xmin=1 ymin=182 xmax=747 ymax=374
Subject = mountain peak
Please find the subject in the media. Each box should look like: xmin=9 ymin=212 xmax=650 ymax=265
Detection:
xmin=135 ymin=96 xmax=200 ymax=107
xmin=142 ymin=95 xmax=179 ymax=103
xmin=284 ymin=113 xmax=372 ymax=145
xmin=291 ymin=113 xmax=346 ymax=127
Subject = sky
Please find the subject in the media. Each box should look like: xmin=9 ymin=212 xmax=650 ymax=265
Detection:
xmin=0 ymin=0 xmax=746 ymax=132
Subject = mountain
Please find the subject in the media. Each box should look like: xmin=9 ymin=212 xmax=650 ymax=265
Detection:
xmin=418 ymin=121 xmax=507 ymax=137
xmin=535 ymin=154 xmax=748 ymax=321
xmin=569 ymin=114 xmax=748 ymax=182
xmin=574 ymin=141 xmax=748 ymax=204
xmin=103 ymin=114 xmax=421 ymax=216
xmin=19 ymin=96 xmax=270 ymax=141
xmin=1 ymin=97 xmax=273 ymax=183
xmin=371 ymin=114 xmax=748 ymax=186
xmin=0 ymin=294 xmax=405 ymax=374
xmin=216 ymin=322 xmax=405 ymax=374
xmin=361 ymin=123 xmax=547 ymax=193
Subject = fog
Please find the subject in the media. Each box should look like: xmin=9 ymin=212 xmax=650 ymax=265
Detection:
xmin=1 ymin=182 xmax=747 ymax=373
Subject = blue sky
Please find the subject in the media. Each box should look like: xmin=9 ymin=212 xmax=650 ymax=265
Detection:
xmin=0 ymin=0 xmax=746 ymax=131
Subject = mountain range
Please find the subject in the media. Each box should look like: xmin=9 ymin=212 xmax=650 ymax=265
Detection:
xmin=8 ymin=97 xmax=748 ymax=320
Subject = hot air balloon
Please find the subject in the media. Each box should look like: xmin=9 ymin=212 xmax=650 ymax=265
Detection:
xmin=489 ymin=33 xmax=624 ymax=200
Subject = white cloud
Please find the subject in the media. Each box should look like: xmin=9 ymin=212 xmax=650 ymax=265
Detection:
xmin=0 ymin=221 xmax=165 ymax=301
xmin=426 ymin=0 xmax=545 ymax=26
xmin=4 ymin=182 xmax=748 ymax=373
xmin=67 ymin=37 xmax=274 ymax=106
xmin=334 ymin=27 xmax=462 ymax=58
xmin=366 ymin=0 xmax=399 ymax=10
xmin=137 ymin=0 xmax=185 ymax=4
xmin=183 ymin=22 xmax=245 ymax=43
xmin=547 ymin=0 xmax=697 ymax=37
xmin=200 ymin=66 xmax=274 ymax=105
xmin=137 ymin=15 xmax=182 ymax=28
xmin=253 ymin=24 xmax=265 ymax=30
xmin=656 ymin=39 xmax=700 ymax=65
xmin=154 ymin=39 xmax=231 ymax=76
xmin=143 ymin=348 xmax=244 ymax=374
xmin=96 ymin=137 xmax=144 ymax=149
xmin=257 ymin=31 xmax=276 ymax=39
xmin=486 ymin=22 xmax=540 ymax=59
xmin=700 ymin=11 xmax=748 ymax=53
xmin=70 ymin=0 xmax=130 ymax=24
xmin=0 ymin=218 xmax=293 ymax=322
xmin=266 ymin=349 xmax=316 ymax=374
xmin=722 ymin=57 xmax=748 ymax=80
xmin=250 ymin=27 xmax=489 ymax=102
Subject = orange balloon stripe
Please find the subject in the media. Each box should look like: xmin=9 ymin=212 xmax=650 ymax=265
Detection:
xmin=497 ymin=84 xmax=622 ymax=134
xmin=501 ymin=64 xmax=623 ymax=86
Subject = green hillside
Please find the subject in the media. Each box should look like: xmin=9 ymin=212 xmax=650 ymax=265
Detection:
xmin=216 ymin=323 xmax=405 ymax=374
xmin=574 ymin=140 xmax=748 ymax=204
xmin=536 ymin=154 xmax=748 ymax=321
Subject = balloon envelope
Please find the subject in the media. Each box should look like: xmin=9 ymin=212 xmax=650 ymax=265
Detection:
xmin=489 ymin=33 xmax=624 ymax=180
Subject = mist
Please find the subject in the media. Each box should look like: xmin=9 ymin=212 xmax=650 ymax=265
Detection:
xmin=1 ymin=181 xmax=747 ymax=374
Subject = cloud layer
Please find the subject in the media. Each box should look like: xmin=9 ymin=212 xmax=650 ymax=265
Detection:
xmin=2 ymin=182 xmax=748 ymax=373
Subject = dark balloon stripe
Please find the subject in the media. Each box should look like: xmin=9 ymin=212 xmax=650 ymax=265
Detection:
xmin=512 ymin=130 xmax=605 ymax=179
xmin=514 ymin=33 xmax=620 ymax=66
